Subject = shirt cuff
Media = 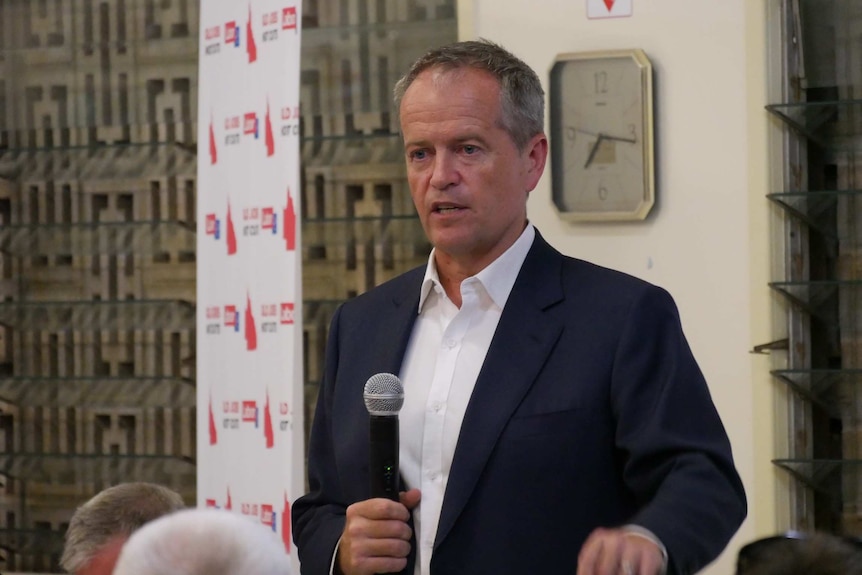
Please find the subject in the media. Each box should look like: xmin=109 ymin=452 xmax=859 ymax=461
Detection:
xmin=624 ymin=524 xmax=668 ymax=574
xmin=330 ymin=535 xmax=343 ymax=575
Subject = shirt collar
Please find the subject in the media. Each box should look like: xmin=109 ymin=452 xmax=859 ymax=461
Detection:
xmin=418 ymin=223 xmax=535 ymax=312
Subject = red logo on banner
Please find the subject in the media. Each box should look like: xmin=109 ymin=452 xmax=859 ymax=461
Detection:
xmin=225 ymin=21 xmax=237 ymax=45
xmin=261 ymin=207 xmax=276 ymax=232
xmin=245 ymin=293 xmax=258 ymax=351
xmin=205 ymin=498 xmax=218 ymax=508
xmin=224 ymin=305 xmax=238 ymax=328
xmin=261 ymin=504 xmax=276 ymax=531
xmin=226 ymin=201 xmax=238 ymax=255
xmin=242 ymin=400 xmax=259 ymax=427
xmin=280 ymin=302 xmax=295 ymax=325
xmin=243 ymin=112 xmax=258 ymax=137
xmin=283 ymin=6 xmax=297 ymax=31
xmin=208 ymin=394 xmax=218 ymax=445
xmin=282 ymin=491 xmax=291 ymax=553
xmin=247 ymin=5 xmax=257 ymax=62
xmin=264 ymin=389 xmax=275 ymax=448
xmin=226 ymin=486 xmax=233 ymax=511
xmin=265 ymin=100 xmax=275 ymax=156
xmin=205 ymin=213 xmax=219 ymax=238
xmin=603 ymin=0 xmax=615 ymax=10
xmin=283 ymin=187 xmax=296 ymax=251
xmin=209 ymin=114 xmax=218 ymax=165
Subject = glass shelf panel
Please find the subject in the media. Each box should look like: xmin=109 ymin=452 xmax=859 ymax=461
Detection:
xmin=302 ymin=17 xmax=458 ymax=36
xmin=0 ymin=453 xmax=196 ymax=487
xmin=300 ymin=131 xmax=401 ymax=143
xmin=303 ymin=299 xmax=347 ymax=326
xmin=301 ymin=134 xmax=404 ymax=166
xmin=0 ymin=300 xmax=195 ymax=331
xmin=0 ymin=143 xmax=197 ymax=182
xmin=765 ymin=99 xmax=862 ymax=147
xmin=302 ymin=218 xmax=430 ymax=300
xmin=0 ymin=528 xmax=64 ymax=555
xmin=773 ymin=458 xmax=862 ymax=493
xmin=771 ymin=369 xmax=862 ymax=416
xmin=0 ymin=221 xmax=195 ymax=257
xmin=767 ymin=190 xmax=862 ymax=239
xmin=0 ymin=21 xmax=456 ymax=56
xmin=0 ymin=376 xmax=195 ymax=408
xmin=303 ymin=214 xmax=427 ymax=247
xmin=0 ymin=38 xmax=196 ymax=56
xmin=768 ymin=280 xmax=862 ymax=318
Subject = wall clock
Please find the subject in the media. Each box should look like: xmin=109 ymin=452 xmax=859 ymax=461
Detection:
xmin=548 ymin=49 xmax=655 ymax=221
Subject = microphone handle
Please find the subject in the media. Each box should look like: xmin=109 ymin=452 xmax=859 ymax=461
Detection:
xmin=369 ymin=415 xmax=399 ymax=501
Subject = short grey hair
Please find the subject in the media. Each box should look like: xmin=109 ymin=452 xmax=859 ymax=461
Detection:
xmin=60 ymin=482 xmax=185 ymax=572
xmin=737 ymin=533 xmax=862 ymax=575
xmin=393 ymin=38 xmax=545 ymax=151
xmin=113 ymin=508 xmax=292 ymax=575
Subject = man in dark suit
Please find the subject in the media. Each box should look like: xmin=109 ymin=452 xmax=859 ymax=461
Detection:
xmin=292 ymin=39 xmax=746 ymax=575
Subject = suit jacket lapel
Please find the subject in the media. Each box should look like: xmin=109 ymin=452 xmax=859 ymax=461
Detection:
xmin=374 ymin=267 xmax=425 ymax=374
xmin=434 ymin=233 xmax=566 ymax=548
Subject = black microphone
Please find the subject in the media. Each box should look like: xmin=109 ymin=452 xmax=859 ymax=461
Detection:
xmin=363 ymin=373 xmax=404 ymax=501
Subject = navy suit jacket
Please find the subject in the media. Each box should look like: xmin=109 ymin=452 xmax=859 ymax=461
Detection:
xmin=292 ymin=231 xmax=746 ymax=575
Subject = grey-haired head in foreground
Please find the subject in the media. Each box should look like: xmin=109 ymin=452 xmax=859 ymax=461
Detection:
xmin=113 ymin=508 xmax=292 ymax=575
xmin=61 ymin=482 xmax=185 ymax=573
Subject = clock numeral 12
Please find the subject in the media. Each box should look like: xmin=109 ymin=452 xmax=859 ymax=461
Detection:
xmin=594 ymin=71 xmax=608 ymax=94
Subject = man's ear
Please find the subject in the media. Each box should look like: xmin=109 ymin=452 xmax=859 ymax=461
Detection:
xmin=78 ymin=535 xmax=127 ymax=575
xmin=524 ymin=133 xmax=548 ymax=192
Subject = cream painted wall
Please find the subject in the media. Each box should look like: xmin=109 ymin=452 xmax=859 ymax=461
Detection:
xmin=458 ymin=1 xmax=775 ymax=573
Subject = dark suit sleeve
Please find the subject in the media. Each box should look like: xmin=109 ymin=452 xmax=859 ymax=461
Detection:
xmin=611 ymin=285 xmax=747 ymax=575
xmin=292 ymin=304 xmax=348 ymax=575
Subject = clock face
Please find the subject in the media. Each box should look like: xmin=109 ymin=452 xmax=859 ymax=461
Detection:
xmin=549 ymin=50 xmax=654 ymax=221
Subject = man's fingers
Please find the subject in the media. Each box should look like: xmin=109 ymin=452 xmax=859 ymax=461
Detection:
xmin=345 ymin=533 xmax=411 ymax=559
xmin=340 ymin=497 xmax=416 ymax=575
xmin=347 ymin=498 xmax=411 ymax=522
xmin=350 ymin=555 xmax=409 ymax=575
xmin=345 ymin=516 xmax=412 ymax=542
xmin=400 ymin=488 xmax=421 ymax=509
xmin=578 ymin=528 xmax=664 ymax=575
xmin=577 ymin=528 xmax=609 ymax=574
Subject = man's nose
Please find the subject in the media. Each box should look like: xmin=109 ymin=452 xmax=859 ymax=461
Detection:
xmin=429 ymin=150 xmax=458 ymax=189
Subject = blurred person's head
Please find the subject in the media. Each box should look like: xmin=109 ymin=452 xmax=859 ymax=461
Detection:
xmin=60 ymin=482 xmax=185 ymax=575
xmin=737 ymin=532 xmax=862 ymax=575
xmin=113 ymin=507 xmax=292 ymax=575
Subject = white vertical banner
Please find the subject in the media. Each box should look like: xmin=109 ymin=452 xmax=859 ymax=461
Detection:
xmin=195 ymin=0 xmax=303 ymax=566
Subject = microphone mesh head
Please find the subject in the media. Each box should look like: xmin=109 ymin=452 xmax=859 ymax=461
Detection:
xmin=363 ymin=373 xmax=404 ymax=416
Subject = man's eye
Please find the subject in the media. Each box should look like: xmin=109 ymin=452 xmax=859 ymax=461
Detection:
xmin=411 ymin=150 xmax=428 ymax=160
xmin=462 ymin=145 xmax=477 ymax=154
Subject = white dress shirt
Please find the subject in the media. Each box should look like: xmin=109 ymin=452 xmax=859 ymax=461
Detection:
xmin=398 ymin=225 xmax=536 ymax=575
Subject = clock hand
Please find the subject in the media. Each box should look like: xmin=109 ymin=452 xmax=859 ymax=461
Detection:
xmin=584 ymin=134 xmax=605 ymax=169
xmin=602 ymin=134 xmax=637 ymax=144
xmin=574 ymin=127 xmax=636 ymax=144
